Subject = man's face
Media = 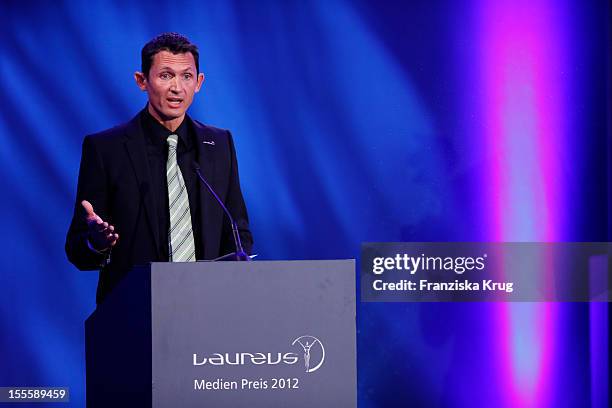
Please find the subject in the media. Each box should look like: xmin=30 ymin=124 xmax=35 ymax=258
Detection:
xmin=135 ymin=50 xmax=204 ymax=124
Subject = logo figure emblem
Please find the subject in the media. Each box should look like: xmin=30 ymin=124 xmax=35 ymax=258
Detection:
xmin=291 ymin=335 xmax=325 ymax=373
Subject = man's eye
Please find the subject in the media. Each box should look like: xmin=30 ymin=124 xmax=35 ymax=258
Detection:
xmin=183 ymin=74 xmax=193 ymax=80
xmin=160 ymin=73 xmax=172 ymax=80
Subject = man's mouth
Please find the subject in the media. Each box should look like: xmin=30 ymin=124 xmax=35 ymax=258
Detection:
xmin=167 ymin=98 xmax=183 ymax=107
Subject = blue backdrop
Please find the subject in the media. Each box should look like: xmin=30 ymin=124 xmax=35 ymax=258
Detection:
xmin=1 ymin=1 xmax=609 ymax=407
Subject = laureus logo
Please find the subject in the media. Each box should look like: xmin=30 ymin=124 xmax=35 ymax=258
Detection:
xmin=192 ymin=335 xmax=326 ymax=374
xmin=291 ymin=335 xmax=325 ymax=373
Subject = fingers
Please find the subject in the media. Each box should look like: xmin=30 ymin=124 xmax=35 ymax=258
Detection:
xmin=103 ymin=224 xmax=116 ymax=238
xmin=108 ymin=233 xmax=119 ymax=247
xmin=81 ymin=200 xmax=96 ymax=217
xmin=91 ymin=221 xmax=107 ymax=233
xmin=81 ymin=200 xmax=94 ymax=214
xmin=82 ymin=200 xmax=104 ymax=225
xmin=81 ymin=200 xmax=120 ymax=248
xmin=97 ymin=222 xmax=118 ymax=237
xmin=89 ymin=225 xmax=120 ymax=251
xmin=105 ymin=224 xmax=119 ymax=246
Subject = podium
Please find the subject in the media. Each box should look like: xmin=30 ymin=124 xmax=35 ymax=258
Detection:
xmin=85 ymin=260 xmax=356 ymax=407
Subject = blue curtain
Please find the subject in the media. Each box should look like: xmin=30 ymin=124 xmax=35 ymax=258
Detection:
xmin=0 ymin=1 xmax=608 ymax=406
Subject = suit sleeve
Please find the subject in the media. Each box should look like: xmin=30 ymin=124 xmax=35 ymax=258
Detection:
xmin=220 ymin=131 xmax=254 ymax=255
xmin=65 ymin=136 xmax=110 ymax=270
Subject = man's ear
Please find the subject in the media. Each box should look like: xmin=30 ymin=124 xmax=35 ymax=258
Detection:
xmin=134 ymin=71 xmax=147 ymax=91
xmin=195 ymin=73 xmax=205 ymax=93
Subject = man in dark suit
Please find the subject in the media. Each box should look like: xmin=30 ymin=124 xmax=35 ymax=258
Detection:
xmin=66 ymin=33 xmax=253 ymax=303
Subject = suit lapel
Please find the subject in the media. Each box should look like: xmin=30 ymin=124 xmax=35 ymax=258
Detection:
xmin=192 ymin=119 xmax=217 ymax=259
xmin=123 ymin=113 xmax=161 ymax=259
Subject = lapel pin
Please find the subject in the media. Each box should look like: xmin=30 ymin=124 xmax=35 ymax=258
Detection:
xmin=203 ymin=140 xmax=215 ymax=146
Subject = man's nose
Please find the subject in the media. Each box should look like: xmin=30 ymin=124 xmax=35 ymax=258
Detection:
xmin=170 ymin=76 xmax=183 ymax=92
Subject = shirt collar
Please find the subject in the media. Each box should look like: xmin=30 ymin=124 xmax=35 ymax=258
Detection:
xmin=141 ymin=106 xmax=192 ymax=149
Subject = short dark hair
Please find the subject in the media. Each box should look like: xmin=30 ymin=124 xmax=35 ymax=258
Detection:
xmin=141 ymin=32 xmax=199 ymax=77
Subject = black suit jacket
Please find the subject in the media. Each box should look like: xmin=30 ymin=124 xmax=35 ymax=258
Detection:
xmin=65 ymin=111 xmax=253 ymax=303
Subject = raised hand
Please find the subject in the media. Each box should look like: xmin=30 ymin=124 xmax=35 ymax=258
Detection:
xmin=81 ymin=200 xmax=119 ymax=251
